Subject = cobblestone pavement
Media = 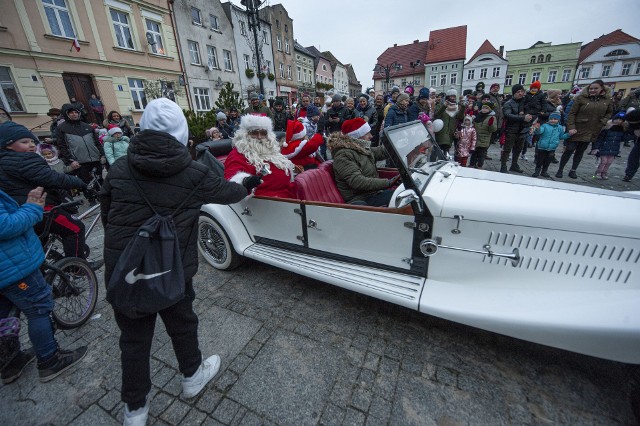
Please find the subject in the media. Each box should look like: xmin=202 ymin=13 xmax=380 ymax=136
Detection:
xmin=1 ymin=144 xmax=638 ymax=425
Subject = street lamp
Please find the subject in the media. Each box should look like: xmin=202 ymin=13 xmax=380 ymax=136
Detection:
xmin=241 ymin=0 xmax=264 ymax=97
xmin=374 ymin=61 xmax=402 ymax=94
xmin=409 ymin=60 xmax=421 ymax=87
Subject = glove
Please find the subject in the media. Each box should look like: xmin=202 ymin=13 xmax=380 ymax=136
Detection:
xmin=242 ymin=175 xmax=262 ymax=192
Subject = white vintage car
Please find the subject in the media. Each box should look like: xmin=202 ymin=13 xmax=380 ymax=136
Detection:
xmin=198 ymin=121 xmax=640 ymax=364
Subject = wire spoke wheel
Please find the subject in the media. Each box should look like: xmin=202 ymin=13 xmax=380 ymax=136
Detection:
xmin=198 ymin=214 xmax=243 ymax=270
xmin=49 ymin=257 xmax=98 ymax=329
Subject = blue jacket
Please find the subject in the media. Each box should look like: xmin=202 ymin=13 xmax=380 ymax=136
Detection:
xmin=535 ymin=123 xmax=570 ymax=151
xmin=384 ymin=104 xmax=408 ymax=128
xmin=0 ymin=190 xmax=45 ymax=289
xmin=592 ymin=127 xmax=627 ymax=156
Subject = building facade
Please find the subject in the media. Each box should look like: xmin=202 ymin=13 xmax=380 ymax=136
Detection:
xmin=263 ymin=4 xmax=296 ymax=105
xmin=575 ymin=30 xmax=640 ymax=96
xmin=294 ymin=42 xmax=315 ymax=101
xmin=462 ymin=40 xmax=507 ymax=94
xmin=305 ymin=46 xmax=333 ymax=97
xmin=424 ymin=26 xmax=467 ymax=96
xmin=174 ymin=0 xmax=241 ymax=112
xmin=345 ymin=64 xmax=362 ymax=99
xmin=372 ymin=40 xmax=429 ymax=96
xmin=322 ymin=51 xmax=348 ymax=97
xmin=221 ymin=2 xmax=276 ymax=102
xmin=0 ymin=0 xmax=183 ymax=134
xmin=505 ymin=41 xmax=581 ymax=93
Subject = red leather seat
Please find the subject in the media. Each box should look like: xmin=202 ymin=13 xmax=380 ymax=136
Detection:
xmin=294 ymin=161 xmax=345 ymax=203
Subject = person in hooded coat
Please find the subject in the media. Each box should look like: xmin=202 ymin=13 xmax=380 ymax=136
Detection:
xmin=99 ymin=98 xmax=260 ymax=425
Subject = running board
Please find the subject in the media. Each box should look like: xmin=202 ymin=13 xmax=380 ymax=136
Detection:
xmin=244 ymin=244 xmax=425 ymax=310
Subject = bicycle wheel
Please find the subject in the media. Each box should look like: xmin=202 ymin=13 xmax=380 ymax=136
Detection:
xmin=48 ymin=257 xmax=99 ymax=329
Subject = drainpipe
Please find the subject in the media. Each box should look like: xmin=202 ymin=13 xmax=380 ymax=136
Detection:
xmin=168 ymin=0 xmax=193 ymax=110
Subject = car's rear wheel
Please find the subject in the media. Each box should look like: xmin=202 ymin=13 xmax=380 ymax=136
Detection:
xmin=198 ymin=214 xmax=243 ymax=270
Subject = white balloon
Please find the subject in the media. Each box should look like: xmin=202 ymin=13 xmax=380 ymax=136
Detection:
xmin=432 ymin=119 xmax=444 ymax=133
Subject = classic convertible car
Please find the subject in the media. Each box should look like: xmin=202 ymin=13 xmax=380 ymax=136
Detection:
xmin=198 ymin=121 xmax=640 ymax=364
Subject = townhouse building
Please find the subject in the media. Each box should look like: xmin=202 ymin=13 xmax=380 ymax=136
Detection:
xmin=305 ymin=45 xmax=333 ymax=96
xmin=322 ymin=51 xmax=348 ymax=97
xmin=345 ymin=64 xmax=362 ymax=99
xmin=372 ymin=40 xmax=429 ymax=96
xmin=424 ymin=26 xmax=467 ymax=97
xmin=462 ymin=40 xmax=507 ymax=94
xmin=294 ymin=41 xmax=315 ymax=100
xmin=263 ymin=4 xmax=296 ymax=105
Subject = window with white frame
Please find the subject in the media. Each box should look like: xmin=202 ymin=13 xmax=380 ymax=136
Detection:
xmin=285 ymin=38 xmax=290 ymax=54
xmin=279 ymin=62 xmax=284 ymax=78
xmin=450 ymin=73 xmax=457 ymax=85
xmin=440 ymin=74 xmax=447 ymax=86
xmin=562 ymin=69 xmax=571 ymax=82
xmin=602 ymin=64 xmax=611 ymax=77
xmin=287 ymin=66 xmax=291 ymax=79
xmin=636 ymin=63 xmax=640 ymax=74
xmin=243 ymin=54 xmax=251 ymax=71
xmin=480 ymin=68 xmax=487 ymax=79
xmin=547 ymin=70 xmax=557 ymax=83
xmin=579 ymin=66 xmax=591 ymax=79
xmin=492 ymin=67 xmax=500 ymax=78
xmin=265 ymin=60 xmax=271 ymax=72
xmin=414 ymin=78 xmax=421 ymax=85
xmin=42 ymin=0 xmax=76 ymax=38
xmin=193 ymin=87 xmax=210 ymax=111
xmin=206 ymin=45 xmax=218 ymax=69
xmin=191 ymin=7 xmax=201 ymax=25
xmin=622 ymin=63 xmax=632 ymax=76
xmin=223 ymin=50 xmax=233 ymax=71
xmin=187 ymin=40 xmax=201 ymax=65
xmin=430 ymin=74 xmax=437 ymax=87
xmin=240 ymin=21 xmax=247 ymax=36
xmin=297 ymin=66 xmax=301 ymax=81
xmin=277 ymin=35 xmax=282 ymax=51
xmin=0 ymin=67 xmax=25 ymax=112
xmin=145 ymin=19 xmax=165 ymax=55
xmin=517 ymin=73 xmax=526 ymax=85
xmin=505 ymin=74 xmax=513 ymax=86
xmin=262 ymin=30 xmax=268 ymax=44
xmin=128 ymin=78 xmax=147 ymax=110
xmin=110 ymin=8 xmax=134 ymax=49
xmin=467 ymin=69 xmax=474 ymax=80
xmin=452 ymin=64 xmax=458 ymax=69
xmin=209 ymin=14 xmax=219 ymax=30
xmin=531 ymin=72 xmax=540 ymax=83
xmin=431 ymin=66 xmax=437 ymax=72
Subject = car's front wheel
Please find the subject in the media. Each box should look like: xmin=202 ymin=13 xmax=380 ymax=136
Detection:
xmin=198 ymin=214 xmax=244 ymax=270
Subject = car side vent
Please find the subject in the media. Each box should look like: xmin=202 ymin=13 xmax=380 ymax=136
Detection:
xmin=484 ymin=232 xmax=635 ymax=284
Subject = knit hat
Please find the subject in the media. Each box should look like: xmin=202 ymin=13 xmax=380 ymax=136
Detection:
xmin=482 ymin=101 xmax=495 ymax=110
xmin=476 ymin=82 xmax=485 ymax=91
xmin=306 ymin=105 xmax=320 ymax=117
xmin=249 ymin=92 xmax=259 ymax=100
xmin=429 ymin=88 xmax=437 ymax=94
xmin=284 ymin=119 xmax=305 ymax=147
xmin=612 ymin=111 xmax=626 ymax=121
xmin=47 ymin=107 xmax=61 ymax=117
xmin=418 ymin=88 xmax=430 ymax=100
xmin=341 ymin=117 xmax=371 ymax=139
xmin=446 ymin=88 xmax=458 ymax=97
xmin=549 ymin=111 xmax=561 ymax=121
xmin=627 ymin=108 xmax=640 ymax=129
xmin=404 ymin=85 xmax=414 ymax=96
xmin=274 ymin=98 xmax=284 ymax=107
xmin=490 ymin=83 xmax=500 ymax=90
xmin=238 ymin=114 xmax=273 ymax=132
xmin=530 ymin=81 xmax=541 ymax=90
xmin=139 ymin=98 xmax=189 ymax=146
xmin=332 ymin=94 xmax=342 ymax=103
xmin=512 ymin=84 xmax=525 ymax=94
xmin=390 ymin=86 xmax=400 ymax=94
xmin=396 ymin=93 xmax=410 ymax=104
xmin=0 ymin=121 xmax=39 ymax=149
xmin=217 ymin=111 xmax=227 ymax=121
xmin=108 ymin=127 xmax=123 ymax=136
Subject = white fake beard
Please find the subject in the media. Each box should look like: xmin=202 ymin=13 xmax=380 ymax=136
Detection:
xmin=233 ymin=132 xmax=294 ymax=176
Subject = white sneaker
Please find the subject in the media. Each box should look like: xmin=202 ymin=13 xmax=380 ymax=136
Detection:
xmin=182 ymin=354 xmax=220 ymax=398
xmin=123 ymin=399 xmax=149 ymax=426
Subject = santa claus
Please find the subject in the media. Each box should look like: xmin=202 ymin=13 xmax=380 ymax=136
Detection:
xmin=224 ymin=115 xmax=295 ymax=198
xmin=281 ymin=119 xmax=324 ymax=171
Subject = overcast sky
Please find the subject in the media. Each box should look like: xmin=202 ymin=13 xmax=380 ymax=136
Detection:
xmin=229 ymin=0 xmax=640 ymax=89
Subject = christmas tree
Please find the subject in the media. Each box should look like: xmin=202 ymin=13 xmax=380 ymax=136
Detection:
xmin=215 ymin=82 xmax=245 ymax=112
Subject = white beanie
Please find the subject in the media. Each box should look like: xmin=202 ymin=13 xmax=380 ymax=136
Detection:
xmin=139 ymin=98 xmax=189 ymax=146
xmin=217 ymin=111 xmax=227 ymax=121
xmin=108 ymin=127 xmax=122 ymax=136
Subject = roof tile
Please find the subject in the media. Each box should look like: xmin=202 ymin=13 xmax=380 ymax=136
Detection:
xmin=372 ymin=40 xmax=429 ymax=80
xmin=425 ymin=25 xmax=467 ymax=64
xmin=466 ymin=39 xmax=503 ymax=64
xmin=578 ymin=29 xmax=640 ymax=63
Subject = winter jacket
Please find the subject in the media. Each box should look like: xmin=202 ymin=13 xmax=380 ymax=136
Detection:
xmin=538 ymin=100 xmax=560 ymax=125
xmin=272 ymin=109 xmax=291 ymax=132
xmin=434 ymin=104 xmax=465 ymax=148
xmin=619 ymin=93 xmax=640 ymax=113
xmin=473 ymin=113 xmax=498 ymax=148
xmin=0 ymin=190 xmax=45 ymax=289
xmin=356 ymin=105 xmax=378 ymax=130
xmin=328 ymin=133 xmax=389 ymax=203
xmin=535 ymin=123 xmax=570 ymax=151
xmin=523 ymin=91 xmax=546 ymax=116
xmin=100 ymin=129 xmax=248 ymax=284
xmin=281 ymin=133 xmax=324 ymax=169
xmin=57 ymin=103 xmax=104 ymax=165
xmin=243 ymin=104 xmax=273 ymax=119
xmin=456 ymin=126 xmax=477 ymax=157
xmin=103 ymin=135 xmax=130 ymax=165
xmin=407 ymin=101 xmax=430 ymax=122
xmin=384 ymin=104 xmax=409 ymax=128
xmin=487 ymin=92 xmax=503 ymax=128
xmin=502 ymin=97 xmax=529 ymax=134
xmin=224 ymin=149 xmax=294 ymax=198
xmin=324 ymin=104 xmax=349 ymax=134
xmin=218 ymin=122 xmax=235 ymax=139
xmin=0 ymin=150 xmax=86 ymax=206
xmin=592 ymin=126 xmax=628 ymax=156
xmin=343 ymin=108 xmax=358 ymax=121
xmin=567 ymin=86 xmax=613 ymax=143
xmin=103 ymin=116 xmax=134 ymax=138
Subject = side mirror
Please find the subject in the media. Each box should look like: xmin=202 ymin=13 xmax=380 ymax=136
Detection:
xmin=394 ymin=189 xmax=420 ymax=209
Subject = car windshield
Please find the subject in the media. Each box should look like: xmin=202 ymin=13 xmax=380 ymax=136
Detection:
xmin=383 ymin=121 xmax=448 ymax=192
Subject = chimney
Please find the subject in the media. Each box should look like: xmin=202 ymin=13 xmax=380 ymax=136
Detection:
xmin=414 ymin=40 xmax=418 ymax=43
xmin=499 ymin=45 xmax=504 ymax=56
xmin=394 ymin=43 xmax=397 ymax=47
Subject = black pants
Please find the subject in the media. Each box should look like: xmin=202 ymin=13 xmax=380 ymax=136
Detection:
xmin=559 ymin=141 xmax=589 ymax=172
xmin=501 ymin=133 xmax=525 ymax=167
xmin=74 ymin=161 xmax=102 ymax=201
xmin=469 ymin=146 xmax=488 ymax=168
xmin=113 ymin=282 xmax=201 ymax=409
xmin=535 ymin=149 xmax=553 ymax=172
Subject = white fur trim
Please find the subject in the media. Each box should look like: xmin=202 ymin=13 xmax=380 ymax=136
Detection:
xmin=346 ymin=122 xmax=371 ymax=139
xmin=292 ymin=129 xmax=306 ymax=142
xmin=230 ymin=171 xmax=251 ymax=184
xmin=239 ymin=114 xmax=273 ymax=130
xmin=284 ymin=140 xmax=308 ymax=159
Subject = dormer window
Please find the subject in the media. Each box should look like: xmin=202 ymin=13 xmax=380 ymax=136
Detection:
xmin=605 ymin=49 xmax=630 ymax=56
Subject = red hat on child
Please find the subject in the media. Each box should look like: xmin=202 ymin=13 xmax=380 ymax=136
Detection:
xmin=530 ymin=81 xmax=541 ymax=90
xmin=341 ymin=118 xmax=371 ymax=139
xmin=284 ymin=119 xmax=305 ymax=147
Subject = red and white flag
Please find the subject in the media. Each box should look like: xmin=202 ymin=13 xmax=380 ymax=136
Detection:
xmin=70 ymin=37 xmax=80 ymax=52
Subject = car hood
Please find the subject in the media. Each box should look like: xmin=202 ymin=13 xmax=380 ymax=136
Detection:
xmin=422 ymin=164 xmax=640 ymax=239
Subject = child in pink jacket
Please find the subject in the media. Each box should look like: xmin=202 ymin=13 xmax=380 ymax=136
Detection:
xmin=454 ymin=115 xmax=477 ymax=166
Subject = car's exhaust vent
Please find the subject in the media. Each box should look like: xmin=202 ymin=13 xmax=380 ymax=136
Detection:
xmin=484 ymin=232 xmax=635 ymax=284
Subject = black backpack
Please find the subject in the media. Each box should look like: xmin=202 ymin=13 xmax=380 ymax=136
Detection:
xmin=106 ymin=164 xmax=202 ymax=319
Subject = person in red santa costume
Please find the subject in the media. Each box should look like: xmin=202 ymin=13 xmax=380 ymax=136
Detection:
xmin=224 ymin=114 xmax=295 ymax=198
xmin=281 ymin=119 xmax=324 ymax=171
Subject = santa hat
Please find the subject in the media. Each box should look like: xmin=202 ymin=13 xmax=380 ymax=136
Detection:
xmin=530 ymin=80 xmax=541 ymax=90
xmin=284 ymin=119 xmax=305 ymax=147
xmin=341 ymin=118 xmax=371 ymax=139
xmin=239 ymin=114 xmax=273 ymax=132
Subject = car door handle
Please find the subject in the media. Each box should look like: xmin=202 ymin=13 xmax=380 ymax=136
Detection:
xmin=307 ymin=220 xmax=322 ymax=231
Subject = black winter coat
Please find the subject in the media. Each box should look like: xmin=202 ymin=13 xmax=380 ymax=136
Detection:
xmin=99 ymin=130 xmax=247 ymax=285
xmin=0 ymin=150 xmax=86 ymax=205
xmin=503 ymin=97 xmax=529 ymax=134
xmin=57 ymin=103 xmax=104 ymax=165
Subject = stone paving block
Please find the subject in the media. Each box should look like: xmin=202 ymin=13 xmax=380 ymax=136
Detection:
xmin=253 ymin=328 xmax=272 ymax=344
xmin=214 ymin=369 xmax=239 ymax=392
xmin=237 ymin=410 xmax=264 ymax=426
xmin=241 ymin=339 xmax=262 ymax=358
xmin=229 ymin=330 xmax=345 ymax=425
xmin=163 ymin=373 xmax=184 ymax=397
xmin=347 ymin=346 xmax=365 ymax=366
xmin=150 ymin=391 xmax=174 ymax=418
xmin=400 ymin=357 xmax=423 ymax=375
xmin=229 ymin=353 xmax=253 ymax=374
xmin=160 ymin=399 xmax=192 ymax=425
xmin=350 ymin=386 xmax=372 ymax=412
xmin=98 ymin=389 xmax=122 ymax=412
xmin=230 ymin=406 xmax=248 ymax=426
xmin=319 ymin=403 xmax=346 ymax=426
xmin=195 ymin=389 xmax=224 ymax=413
xmin=357 ymin=368 xmax=376 ymax=390
xmin=435 ymin=366 xmax=458 ymax=387
xmin=153 ymin=365 xmax=177 ymax=388
xmin=201 ymin=416 xmax=225 ymax=426
xmin=342 ymin=407 xmax=366 ymax=426
xmin=352 ymin=333 xmax=371 ymax=350
xmin=363 ymin=352 xmax=380 ymax=372
xmin=368 ymin=394 xmax=392 ymax=421
xmin=78 ymin=385 xmax=108 ymax=409
xmin=212 ymin=398 xmax=241 ymax=424
xmin=68 ymin=404 xmax=119 ymax=425
xmin=367 ymin=337 xmax=386 ymax=356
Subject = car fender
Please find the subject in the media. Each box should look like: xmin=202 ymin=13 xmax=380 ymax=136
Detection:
xmin=200 ymin=203 xmax=253 ymax=255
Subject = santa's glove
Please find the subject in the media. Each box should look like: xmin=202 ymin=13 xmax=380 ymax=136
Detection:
xmin=242 ymin=175 xmax=263 ymax=192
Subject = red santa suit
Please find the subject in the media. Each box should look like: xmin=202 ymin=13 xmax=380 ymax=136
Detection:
xmin=281 ymin=120 xmax=323 ymax=169
xmin=224 ymin=149 xmax=294 ymax=198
